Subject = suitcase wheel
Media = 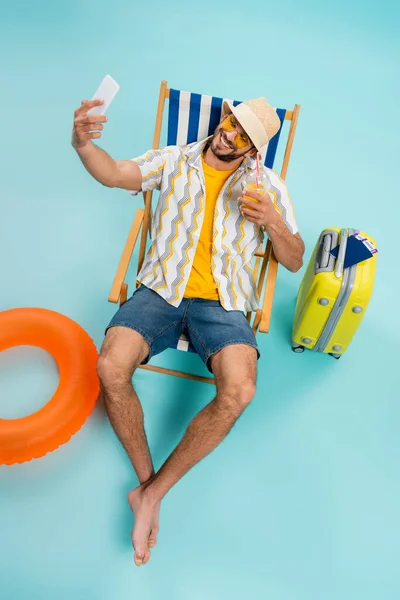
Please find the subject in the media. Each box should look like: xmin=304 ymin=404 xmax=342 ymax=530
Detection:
xmin=329 ymin=353 xmax=341 ymax=360
xmin=292 ymin=344 xmax=305 ymax=353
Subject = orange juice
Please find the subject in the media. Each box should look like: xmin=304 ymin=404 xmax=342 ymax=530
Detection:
xmin=242 ymin=167 xmax=270 ymax=210
xmin=242 ymin=183 xmax=265 ymax=210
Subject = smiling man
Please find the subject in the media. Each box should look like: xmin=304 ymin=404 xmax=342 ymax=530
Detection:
xmin=72 ymin=95 xmax=305 ymax=567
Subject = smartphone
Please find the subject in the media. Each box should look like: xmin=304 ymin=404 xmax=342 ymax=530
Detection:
xmin=87 ymin=75 xmax=120 ymax=116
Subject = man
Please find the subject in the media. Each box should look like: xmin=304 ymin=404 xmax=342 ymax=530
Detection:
xmin=72 ymin=94 xmax=305 ymax=566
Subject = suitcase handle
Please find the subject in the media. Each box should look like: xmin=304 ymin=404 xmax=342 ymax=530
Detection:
xmin=315 ymin=230 xmax=338 ymax=273
xmin=320 ymin=234 xmax=332 ymax=269
xmin=335 ymin=228 xmax=349 ymax=278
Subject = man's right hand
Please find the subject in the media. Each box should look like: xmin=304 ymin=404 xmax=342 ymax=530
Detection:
xmin=72 ymin=100 xmax=108 ymax=150
xmin=71 ymin=98 xmax=143 ymax=191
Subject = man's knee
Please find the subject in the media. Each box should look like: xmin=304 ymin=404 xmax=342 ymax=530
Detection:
xmin=211 ymin=345 xmax=257 ymax=413
xmin=97 ymin=327 xmax=149 ymax=390
xmin=96 ymin=354 xmax=129 ymax=390
xmin=217 ymin=381 xmax=256 ymax=415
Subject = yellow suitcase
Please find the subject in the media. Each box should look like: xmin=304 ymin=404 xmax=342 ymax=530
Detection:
xmin=292 ymin=228 xmax=377 ymax=358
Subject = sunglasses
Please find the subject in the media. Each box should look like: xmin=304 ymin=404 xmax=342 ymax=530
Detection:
xmin=220 ymin=115 xmax=253 ymax=149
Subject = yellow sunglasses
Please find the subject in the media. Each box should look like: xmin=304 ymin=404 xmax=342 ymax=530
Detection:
xmin=220 ymin=115 xmax=253 ymax=149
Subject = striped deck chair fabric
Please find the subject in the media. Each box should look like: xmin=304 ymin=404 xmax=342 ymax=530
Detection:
xmin=167 ymin=89 xmax=287 ymax=168
xmin=165 ymin=88 xmax=289 ymax=355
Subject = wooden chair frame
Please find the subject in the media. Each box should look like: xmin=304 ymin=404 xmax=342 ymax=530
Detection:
xmin=108 ymin=80 xmax=300 ymax=384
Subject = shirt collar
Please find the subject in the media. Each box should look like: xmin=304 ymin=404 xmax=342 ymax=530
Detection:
xmin=184 ymin=137 xmax=256 ymax=173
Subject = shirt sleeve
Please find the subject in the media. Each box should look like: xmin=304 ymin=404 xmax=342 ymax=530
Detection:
xmin=268 ymin=170 xmax=299 ymax=235
xmin=129 ymin=148 xmax=167 ymax=194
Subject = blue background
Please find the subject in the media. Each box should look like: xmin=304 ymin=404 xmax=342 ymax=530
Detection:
xmin=1 ymin=0 xmax=399 ymax=598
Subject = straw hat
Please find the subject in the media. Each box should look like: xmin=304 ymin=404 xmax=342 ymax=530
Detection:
xmin=222 ymin=97 xmax=281 ymax=158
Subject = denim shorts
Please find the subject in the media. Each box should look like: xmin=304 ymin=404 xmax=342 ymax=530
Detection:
xmin=106 ymin=285 xmax=260 ymax=373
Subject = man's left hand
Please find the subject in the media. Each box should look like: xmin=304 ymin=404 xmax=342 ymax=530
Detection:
xmin=238 ymin=189 xmax=280 ymax=230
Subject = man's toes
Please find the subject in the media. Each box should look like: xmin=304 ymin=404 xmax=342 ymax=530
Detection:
xmin=148 ymin=528 xmax=159 ymax=548
xmin=134 ymin=551 xmax=144 ymax=567
xmin=133 ymin=542 xmax=146 ymax=567
xmin=142 ymin=548 xmax=151 ymax=565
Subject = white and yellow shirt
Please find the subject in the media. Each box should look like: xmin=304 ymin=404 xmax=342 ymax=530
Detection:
xmin=131 ymin=137 xmax=298 ymax=312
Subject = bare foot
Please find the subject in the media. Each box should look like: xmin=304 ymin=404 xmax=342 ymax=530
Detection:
xmin=148 ymin=500 xmax=161 ymax=549
xmin=128 ymin=485 xmax=159 ymax=566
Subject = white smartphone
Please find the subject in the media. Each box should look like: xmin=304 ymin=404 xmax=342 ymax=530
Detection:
xmin=87 ymin=74 xmax=120 ymax=116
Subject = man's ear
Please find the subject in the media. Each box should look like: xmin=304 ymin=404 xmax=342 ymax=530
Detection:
xmin=245 ymin=147 xmax=258 ymax=158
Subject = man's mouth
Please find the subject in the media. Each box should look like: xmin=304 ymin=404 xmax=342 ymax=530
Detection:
xmin=219 ymin=132 xmax=234 ymax=150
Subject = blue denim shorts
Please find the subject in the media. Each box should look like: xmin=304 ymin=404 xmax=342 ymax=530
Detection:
xmin=106 ymin=286 xmax=260 ymax=373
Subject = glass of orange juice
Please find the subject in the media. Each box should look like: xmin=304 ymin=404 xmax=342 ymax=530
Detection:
xmin=241 ymin=170 xmax=271 ymax=211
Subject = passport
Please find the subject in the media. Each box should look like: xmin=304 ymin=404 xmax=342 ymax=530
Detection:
xmin=330 ymin=234 xmax=375 ymax=269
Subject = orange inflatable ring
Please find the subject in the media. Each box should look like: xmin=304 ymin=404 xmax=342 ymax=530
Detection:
xmin=0 ymin=308 xmax=99 ymax=465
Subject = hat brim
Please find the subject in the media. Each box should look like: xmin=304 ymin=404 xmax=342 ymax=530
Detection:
xmin=221 ymin=100 xmax=269 ymax=155
xmin=222 ymin=100 xmax=234 ymax=117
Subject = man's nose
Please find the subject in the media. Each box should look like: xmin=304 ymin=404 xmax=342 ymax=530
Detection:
xmin=225 ymin=130 xmax=237 ymax=143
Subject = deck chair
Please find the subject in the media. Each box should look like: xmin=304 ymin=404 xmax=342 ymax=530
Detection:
xmin=108 ymin=80 xmax=300 ymax=384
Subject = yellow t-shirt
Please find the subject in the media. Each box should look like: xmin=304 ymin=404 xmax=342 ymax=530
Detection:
xmin=184 ymin=156 xmax=235 ymax=300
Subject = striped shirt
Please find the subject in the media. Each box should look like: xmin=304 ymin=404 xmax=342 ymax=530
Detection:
xmin=131 ymin=137 xmax=298 ymax=312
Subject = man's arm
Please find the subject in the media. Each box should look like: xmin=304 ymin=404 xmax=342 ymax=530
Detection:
xmin=75 ymin=143 xmax=143 ymax=190
xmin=263 ymin=221 xmax=304 ymax=273
xmin=238 ymin=188 xmax=305 ymax=273
xmin=72 ymin=99 xmax=142 ymax=190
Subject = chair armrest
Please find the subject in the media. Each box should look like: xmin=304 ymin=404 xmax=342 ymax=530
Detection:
xmin=259 ymin=251 xmax=279 ymax=333
xmin=108 ymin=208 xmax=144 ymax=304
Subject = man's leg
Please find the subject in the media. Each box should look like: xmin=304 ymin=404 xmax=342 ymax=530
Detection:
xmin=129 ymin=343 xmax=257 ymax=565
xmin=97 ymin=326 xmax=160 ymax=563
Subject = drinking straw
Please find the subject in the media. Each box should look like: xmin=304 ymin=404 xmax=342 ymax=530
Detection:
xmin=256 ymin=152 xmax=261 ymax=188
